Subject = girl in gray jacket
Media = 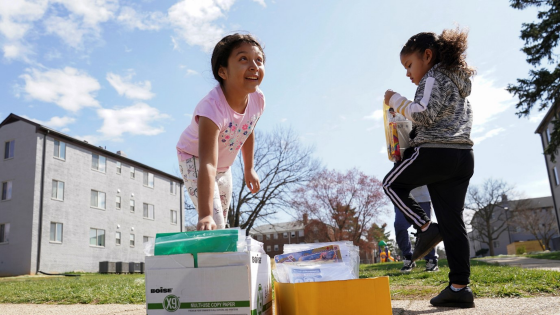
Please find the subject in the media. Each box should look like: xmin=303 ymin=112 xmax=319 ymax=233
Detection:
xmin=383 ymin=28 xmax=475 ymax=309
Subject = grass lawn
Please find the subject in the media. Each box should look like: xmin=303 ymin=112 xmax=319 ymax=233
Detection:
xmin=360 ymin=259 xmax=560 ymax=300
xmin=0 ymin=259 xmax=559 ymax=304
xmin=526 ymin=251 xmax=560 ymax=260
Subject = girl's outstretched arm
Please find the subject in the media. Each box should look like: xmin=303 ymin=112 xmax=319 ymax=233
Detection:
xmin=197 ymin=117 xmax=220 ymax=230
xmin=241 ymin=131 xmax=260 ymax=193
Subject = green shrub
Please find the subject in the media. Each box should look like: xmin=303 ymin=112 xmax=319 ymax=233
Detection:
xmin=476 ymin=248 xmax=489 ymax=256
xmin=516 ymin=246 xmax=526 ymax=255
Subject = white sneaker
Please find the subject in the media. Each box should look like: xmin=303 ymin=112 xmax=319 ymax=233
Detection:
xmin=425 ymin=259 xmax=440 ymax=272
xmin=400 ymin=259 xmax=416 ymax=273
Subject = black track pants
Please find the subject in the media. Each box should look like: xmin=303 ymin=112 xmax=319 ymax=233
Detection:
xmin=383 ymin=147 xmax=474 ymax=285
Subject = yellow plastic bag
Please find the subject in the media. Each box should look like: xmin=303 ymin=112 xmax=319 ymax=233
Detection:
xmin=383 ymin=102 xmax=412 ymax=162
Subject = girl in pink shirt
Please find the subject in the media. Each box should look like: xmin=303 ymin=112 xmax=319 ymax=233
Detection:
xmin=177 ymin=34 xmax=266 ymax=231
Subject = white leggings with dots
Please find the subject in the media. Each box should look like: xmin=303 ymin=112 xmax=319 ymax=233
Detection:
xmin=179 ymin=157 xmax=232 ymax=229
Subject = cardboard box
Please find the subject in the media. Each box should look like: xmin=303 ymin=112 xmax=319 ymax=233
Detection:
xmin=274 ymin=277 xmax=392 ymax=315
xmin=146 ymin=252 xmax=272 ymax=315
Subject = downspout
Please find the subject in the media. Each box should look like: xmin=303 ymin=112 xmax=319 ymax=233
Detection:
xmin=36 ymin=130 xmax=49 ymax=274
xmin=179 ymin=183 xmax=183 ymax=232
xmin=541 ymin=132 xmax=560 ymax=236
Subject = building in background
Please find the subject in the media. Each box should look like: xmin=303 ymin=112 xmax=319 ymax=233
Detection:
xmin=250 ymin=221 xmax=305 ymax=258
xmin=0 ymin=114 xmax=183 ymax=276
xmin=469 ymin=196 xmax=558 ymax=257
xmin=535 ymin=108 xmax=560 ymax=250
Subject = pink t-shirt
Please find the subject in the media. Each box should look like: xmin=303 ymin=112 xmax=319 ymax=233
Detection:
xmin=176 ymin=85 xmax=265 ymax=172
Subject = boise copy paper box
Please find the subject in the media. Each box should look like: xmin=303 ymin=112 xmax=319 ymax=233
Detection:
xmin=274 ymin=276 xmax=392 ymax=315
xmin=145 ymin=252 xmax=271 ymax=315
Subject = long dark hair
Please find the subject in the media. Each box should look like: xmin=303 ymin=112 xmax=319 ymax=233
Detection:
xmin=400 ymin=27 xmax=475 ymax=76
xmin=211 ymin=33 xmax=265 ymax=86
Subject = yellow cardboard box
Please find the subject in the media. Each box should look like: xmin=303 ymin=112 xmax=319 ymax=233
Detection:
xmin=274 ymin=277 xmax=392 ymax=315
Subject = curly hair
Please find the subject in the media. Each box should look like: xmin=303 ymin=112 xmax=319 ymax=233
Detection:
xmin=211 ymin=33 xmax=265 ymax=86
xmin=400 ymin=27 xmax=476 ymax=77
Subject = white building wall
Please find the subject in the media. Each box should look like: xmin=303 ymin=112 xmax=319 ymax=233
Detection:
xmin=0 ymin=121 xmax=40 ymax=276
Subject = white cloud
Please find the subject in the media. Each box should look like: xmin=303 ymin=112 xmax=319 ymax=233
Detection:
xmin=52 ymin=0 xmax=118 ymax=27
xmin=97 ymin=103 xmax=170 ymax=138
xmin=44 ymin=0 xmax=119 ymax=49
xmin=252 ymin=0 xmax=266 ymax=7
xmin=44 ymin=15 xmax=88 ymax=49
xmin=0 ymin=0 xmax=48 ymax=41
xmin=472 ymin=127 xmax=505 ymax=145
xmin=22 ymin=115 xmax=76 ymax=128
xmin=469 ymin=75 xmax=515 ymax=127
xmin=364 ymin=109 xmax=383 ymax=120
xmin=185 ymin=69 xmax=198 ymax=76
xmin=529 ymin=111 xmax=546 ymax=123
xmin=19 ymin=67 xmax=100 ymax=112
xmin=117 ymin=6 xmax=166 ymax=31
xmin=280 ymin=118 xmax=287 ymax=123
xmin=3 ymin=42 xmax=33 ymax=61
xmin=171 ymin=36 xmax=180 ymax=50
xmin=106 ymin=72 xmax=155 ymax=100
xmin=168 ymin=0 xmax=235 ymax=52
xmin=379 ymin=145 xmax=386 ymax=154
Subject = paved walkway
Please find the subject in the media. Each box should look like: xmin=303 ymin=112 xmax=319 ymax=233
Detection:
xmin=2 ymin=298 xmax=560 ymax=315
xmin=477 ymin=256 xmax=560 ymax=271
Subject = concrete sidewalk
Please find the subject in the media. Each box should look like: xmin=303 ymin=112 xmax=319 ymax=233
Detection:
xmin=2 ymin=297 xmax=560 ymax=315
xmin=477 ymin=256 xmax=560 ymax=272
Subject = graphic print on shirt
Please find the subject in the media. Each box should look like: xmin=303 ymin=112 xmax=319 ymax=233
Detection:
xmin=220 ymin=114 xmax=260 ymax=152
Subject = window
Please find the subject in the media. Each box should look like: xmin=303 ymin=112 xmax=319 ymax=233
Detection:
xmin=274 ymin=233 xmax=278 ymax=239
xmin=51 ymin=180 xmax=64 ymax=201
xmin=4 ymin=140 xmax=14 ymax=159
xmin=554 ymin=167 xmax=560 ymax=186
xmin=257 ymin=234 xmax=263 ymax=241
xmin=130 ymin=234 xmax=135 ymax=247
xmin=50 ymin=222 xmax=63 ymax=243
xmin=274 ymin=245 xmax=279 ymax=251
xmin=91 ymin=154 xmax=106 ymax=172
xmin=116 ymin=196 xmax=121 ymax=209
xmin=116 ymin=162 xmax=122 ymax=174
xmin=89 ymin=228 xmax=105 ymax=247
xmin=283 ymin=232 xmax=288 ymax=239
xmin=266 ymin=245 xmax=271 ymax=252
xmin=170 ymin=210 xmax=178 ymax=224
xmin=2 ymin=181 xmax=13 ymax=201
xmin=130 ymin=166 xmax=135 ymax=179
xmin=547 ymin=128 xmax=552 ymax=143
xmin=0 ymin=223 xmax=10 ymax=243
xmin=130 ymin=199 xmax=135 ymax=212
xmin=170 ymin=182 xmax=176 ymax=194
xmin=116 ymin=232 xmax=121 ymax=245
xmin=291 ymin=232 xmax=296 ymax=238
xmin=266 ymin=234 xmax=271 ymax=240
xmin=493 ymin=240 xmax=500 ymax=248
xmin=143 ymin=236 xmax=154 ymax=244
xmin=143 ymin=172 xmax=154 ymax=188
xmin=143 ymin=203 xmax=155 ymax=219
xmin=90 ymin=190 xmax=106 ymax=209
xmin=299 ymin=230 xmax=304 ymax=237
xmin=53 ymin=140 xmax=66 ymax=160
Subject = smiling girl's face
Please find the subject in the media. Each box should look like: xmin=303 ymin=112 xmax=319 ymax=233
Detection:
xmin=219 ymin=42 xmax=265 ymax=94
xmin=400 ymin=49 xmax=434 ymax=86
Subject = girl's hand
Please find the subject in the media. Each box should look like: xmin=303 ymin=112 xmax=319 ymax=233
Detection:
xmin=384 ymin=90 xmax=397 ymax=105
xmin=197 ymin=215 xmax=217 ymax=231
xmin=244 ymin=168 xmax=260 ymax=193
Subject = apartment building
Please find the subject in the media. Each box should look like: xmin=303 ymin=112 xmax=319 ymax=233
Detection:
xmin=0 ymin=114 xmax=183 ymax=276
xmin=469 ymin=196 xmax=559 ymax=257
xmin=250 ymin=221 xmax=305 ymax=258
xmin=535 ymin=107 xmax=560 ymax=251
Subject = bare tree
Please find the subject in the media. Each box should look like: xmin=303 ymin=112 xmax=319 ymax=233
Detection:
xmin=290 ymin=168 xmax=389 ymax=246
xmin=228 ymin=126 xmax=320 ymax=233
xmin=466 ymin=178 xmax=515 ymax=256
xmin=509 ymin=202 xmax=558 ymax=250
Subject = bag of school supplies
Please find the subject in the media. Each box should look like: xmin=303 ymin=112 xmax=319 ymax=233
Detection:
xmin=383 ymin=101 xmax=412 ymax=162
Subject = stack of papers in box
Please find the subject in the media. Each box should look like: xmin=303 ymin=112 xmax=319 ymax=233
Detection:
xmin=273 ymin=241 xmax=360 ymax=283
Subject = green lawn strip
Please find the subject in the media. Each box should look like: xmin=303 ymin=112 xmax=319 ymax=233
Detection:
xmin=526 ymin=251 xmax=560 ymax=260
xmin=0 ymin=273 xmax=145 ymax=304
xmin=360 ymin=259 xmax=560 ymax=300
xmin=1 ymin=259 xmax=559 ymax=304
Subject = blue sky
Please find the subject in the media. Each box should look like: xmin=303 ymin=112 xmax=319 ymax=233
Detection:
xmin=0 ymin=0 xmax=549 ymax=232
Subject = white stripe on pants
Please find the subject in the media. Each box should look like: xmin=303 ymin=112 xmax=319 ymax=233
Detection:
xmin=178 ymin=157 xmax=232 ymax=229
